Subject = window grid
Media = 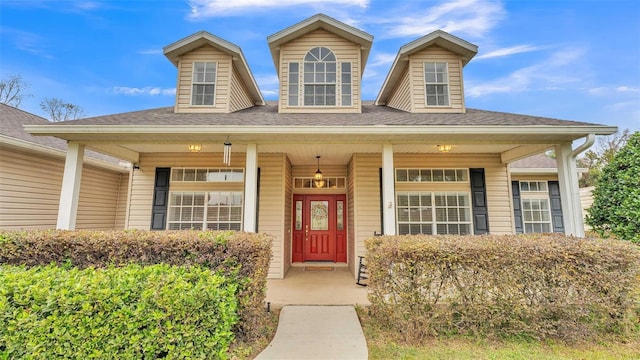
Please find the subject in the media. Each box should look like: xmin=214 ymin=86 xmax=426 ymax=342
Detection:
xmin=288 ymin=62 xmax=299 ymax=106
xmin=171 ymin=168 xmax=244 ymax=182
xmin=395 ymin=168 xmax=469 ymax=183
xmin=520 ymin=181 xmax=552 ymax=233
xmin=341 ymin=62 xmax=352 ymax=106
xmin=167 ymin=191 xmax=243 ymax=231
xmin=192 ymin=62 xmax=216 ymax=106
xmin=396 ymin=191 xmax=472 ymax=235
xmin=293 ymin=177 xmax=346 ymax=189
xmin=303 ymin=47 xmax=337 ymax=106
xmin=424 ymin=62 xmax=449 ymax=106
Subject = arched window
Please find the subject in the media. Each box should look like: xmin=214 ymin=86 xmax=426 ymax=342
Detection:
xmin=303 ymin=47 xmax=337 ymax=106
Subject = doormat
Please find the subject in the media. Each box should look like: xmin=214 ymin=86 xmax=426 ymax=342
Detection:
xmin=304 ymin=266 xmax=334 ymax=271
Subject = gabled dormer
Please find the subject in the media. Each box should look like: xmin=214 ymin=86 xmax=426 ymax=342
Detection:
xmin=164 ymin=31 xmax=264 ymax=114
xmin=267 ymin=14 xmax=373 ymax=113
xmin=376 ymin=30 xmax=477 ymax=113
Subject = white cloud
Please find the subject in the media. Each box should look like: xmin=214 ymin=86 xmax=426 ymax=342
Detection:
xmin=112 ymin=86 xmax=175 ymax=96
xmin=475 ymin=45 xmax=543 ymax=60
xmin=378 ymin=0 xmax=505 ymax=39
xmin=186 ymin=0 xmax=368 ymax=18
xmin=368 ymin=52 xmax=396 ymax=67
xmin=137 ymin=49 xmax=163 ymax=55
xmin=466 ymin=48 xmax=584 ymax=98
xmin=616 ymin=86 xmax=639 ymax=93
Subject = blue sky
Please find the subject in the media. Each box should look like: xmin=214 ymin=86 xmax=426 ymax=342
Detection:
xmin=1 ymin=0 xmax=639 ymax=131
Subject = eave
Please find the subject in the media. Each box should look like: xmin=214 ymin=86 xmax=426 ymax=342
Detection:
xmin=267 ymin=13 xmax=374 ymax=75
xmin=163 ymin=31 xmax=265 ymax=105
xmin=376 ymin=30 xmax=478 ymax=105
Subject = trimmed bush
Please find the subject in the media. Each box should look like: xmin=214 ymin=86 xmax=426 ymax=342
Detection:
xmin=365 ymin=234 xmax=640 ymax=342
xmin=0 ymin=264 xmax=237 ymax=359
xmin=0 ymin=230 xmax=272 ymax=342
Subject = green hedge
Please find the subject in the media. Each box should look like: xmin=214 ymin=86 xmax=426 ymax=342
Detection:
xmin=0 ymin=230 xmax=272 ymax=342
xmin=0 ymin=264 xmax=237 ymax=359
xmin=365 ymin=234 xmax=640 ymax=342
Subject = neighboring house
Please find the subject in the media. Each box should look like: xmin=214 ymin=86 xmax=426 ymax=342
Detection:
xmin=0 ymin=103 xmax=129 ymax=230
xmin=25 ymin=14 xmax=616 ymax=279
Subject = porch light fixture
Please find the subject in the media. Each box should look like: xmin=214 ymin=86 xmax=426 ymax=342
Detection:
xmin=188 ymin=144 xmax=202 ymax=152
xmin=313 ymin=155 xmax=325 ymax=188
xmin=437 ymin=144 xmax=452 ymax=153
xmin=223 ymin=137 xmax=232 ymax=166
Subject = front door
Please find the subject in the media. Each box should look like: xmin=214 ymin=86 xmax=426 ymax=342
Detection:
xmin=292 ymin=194 xmax=346 ymax=262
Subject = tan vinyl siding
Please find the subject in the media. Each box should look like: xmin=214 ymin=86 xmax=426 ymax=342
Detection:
xmin=175 ymin=45 xmax=232 ymax=113
xmin=127 ymin=153 xmax=247 ymax=229
xmin=0 ymin=147 xmax=126 ymax=230
xmin=409 ymin=46 xmax=465 ymax=113
xmin=283 ymin=156 xmax=293 ymax=276
xmin=229 ymin=67 xmax=255 ymax=112
xmin=386 ymin=67 xmax=412 ymax=112
xmin=257 ymin=153 xmax=287 ymax=279
xmin=278 ymin=29 xmax=361 ymax=113
xmin=350 ymin=154 xmax=382 ymax=277
xmin=76 ymin=166 xmax=127 ymax=230
xmin=347 ymin=156 xmax=356 ymax=275
xmin=394 ymin=154 xmax=512 ymax=234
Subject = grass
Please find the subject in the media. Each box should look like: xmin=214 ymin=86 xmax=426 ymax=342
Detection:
xmin=357 ymin=307 xmax=640 ymax=360
xmin=229 ymin=308 xmax=280 ymax=360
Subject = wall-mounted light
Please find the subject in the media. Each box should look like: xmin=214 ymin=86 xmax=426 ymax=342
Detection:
xmin=188 ymin=144 xmax=202 ymax=152
xmin=313 ymin=155 xmax=325 ymax=188
xmin=437 ymin=144 xmax=452 ymax=153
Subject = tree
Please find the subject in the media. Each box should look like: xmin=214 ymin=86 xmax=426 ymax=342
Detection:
xmin=577 ymin=129 xmax=631 ymax=187
xmin=0 ymin=74 xmax=31 ymax=108
xmin=40 ymin=97 xmax=85 ymax=122
xmin=586 ymin=131 xmax=640 ymax=243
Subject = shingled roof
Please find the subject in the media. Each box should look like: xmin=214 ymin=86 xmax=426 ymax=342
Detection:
xmin=0 ymin=103 xmax=125 ymax=168
xmin=51 ymin=101 xmax=601 ymax=127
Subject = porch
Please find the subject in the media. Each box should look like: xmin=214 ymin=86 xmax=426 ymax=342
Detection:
xmin=264 ymin=264 xmax=370 ymax=308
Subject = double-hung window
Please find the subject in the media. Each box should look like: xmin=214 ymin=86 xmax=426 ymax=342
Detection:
xmin=303 ymin=47 xmax=337 ymax=106
xmin=520 ymin=181 xmax=552 ymax=233
xmin=396 ymin=192 xmax=472 ymax=235
xmin=424 ymin=62 xmax=449 ymax=106
xmin=192 ymin=62 xmax=216 ymax=106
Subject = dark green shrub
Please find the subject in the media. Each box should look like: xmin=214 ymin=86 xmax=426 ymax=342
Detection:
xmin=587 ymin=131 xmax=640 ymax=243
xmin=365 ymin=234 xmax=640 ymax=342
xmin=0 ymin=264 xmax=237 ymax=359
xmin=0 ymin=230 xmax=272 ymax=342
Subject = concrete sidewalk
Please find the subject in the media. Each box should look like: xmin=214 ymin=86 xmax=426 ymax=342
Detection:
xmin=254 ymin=306 xmax=368 ymax=360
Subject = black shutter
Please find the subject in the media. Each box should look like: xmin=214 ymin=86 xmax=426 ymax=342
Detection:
xmin=470 ymin=168 xmax=489 ymax=235
xmin=548 ymin=181 xmax=564 ymax=233
xmin=512 ymin=181 xmax=524 ymax=233
xmin=379 ymin=168 xmax=384 ymax=234
xmin=150 ymin=167 xmax=170 ymax=230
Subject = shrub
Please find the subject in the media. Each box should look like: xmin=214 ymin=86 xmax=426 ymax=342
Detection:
xmin=365 ymin=234 xmax=640 ymax=342
xmin=0 ymin=264 xmax=237 ymax=359
xmin=586 ymin=131 xmax=640 ymax=243
xmin=0 ymin=230 xmax=273 ymax=342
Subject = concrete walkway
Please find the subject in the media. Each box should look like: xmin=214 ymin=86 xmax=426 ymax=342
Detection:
xmin=254 ymin=306 xmax=368 ymax=360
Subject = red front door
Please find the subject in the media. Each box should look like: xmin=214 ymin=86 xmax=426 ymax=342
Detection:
xmin=292 ymin=194 xmax=346 ymax=262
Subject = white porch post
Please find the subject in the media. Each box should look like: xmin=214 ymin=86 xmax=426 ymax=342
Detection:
xmin=57 ymin=142 xmax=84 ymax=230
xmin=243 ymin=143 xmax=258 ymax=232
xmin=555 ymin=142 xmax=584 ymax=237
xmin=382 ymin=143 xmax=396 ymax=235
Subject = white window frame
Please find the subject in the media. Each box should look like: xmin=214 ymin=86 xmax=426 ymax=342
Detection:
xmin=396 ymin=191 xmax=472 ymax=235
xmin=519 ymin=181 xmax=552 ymax=233
xmin=167 ymin=191 xmax=243 ymax=231
xmin=395 ymin=168 xmax=469 ymax=183
xmin=191 ymin=61 xmax=217 ymax=106
xmin=341 ymin=62 xmax=352 ymax=107
xmin=303 ymin=47 xmax=337 ymax=107
xmin=424 ymin=62 xmax=450 ymax=107
xmin=288 ymin=62 xmax=299 ymax=106
xmin=171 ymin=168 xmax=244 ymax=183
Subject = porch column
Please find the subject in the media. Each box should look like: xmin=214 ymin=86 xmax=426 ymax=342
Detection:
xmin=382 ymin=143 xmax=396 ymax=235
xmin=243 ymin=143 xmax=258 ymax=232
xmin=57 ymin=142 xmax=84 ymax=230
xmin=555 ymin=142 xmax=583 ymax=237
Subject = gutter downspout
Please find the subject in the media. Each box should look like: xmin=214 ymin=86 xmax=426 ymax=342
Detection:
xmin=568 ymin=134 xmax=596 ymax=236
